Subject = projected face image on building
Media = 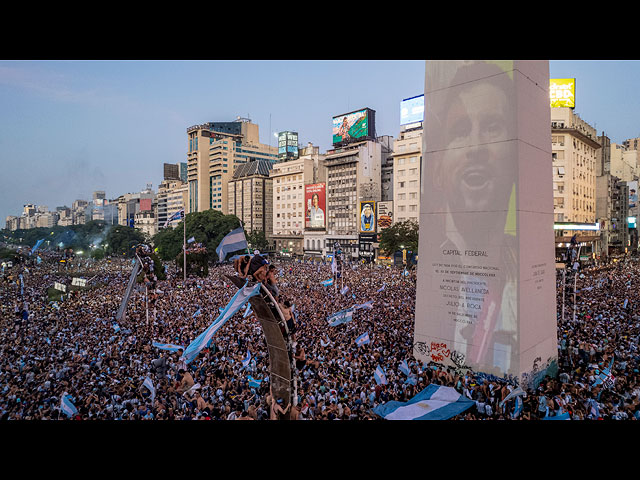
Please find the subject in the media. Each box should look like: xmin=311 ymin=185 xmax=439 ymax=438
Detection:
xmin=417 ymin=61 xmax=520 ymax=376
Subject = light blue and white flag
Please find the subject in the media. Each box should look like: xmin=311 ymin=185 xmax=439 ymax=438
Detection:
xmin=192 ymin=308 xmax=201 ymax=318
xmin=341 ymin=285 xmax=350 ymax=295
xmin=320 ymin=278 xmax=334 ymax=287
xmin=592 ymin=356 xmax=615 ymax=389
xmin=37 ymin=256 xmax=42 ymax=265
xmin=372 ymin=384 xmax=475 ymax=420
xmin=187 ymin=236 xmax=196 ymax=244
xmin=320 ymin=338 xmax=332 ymax=347
xmin=31 ymin=239 xmax=45 ymax=255
xmin=60 ymin=392 xmax=78 ymax=417
xmin=113 ymin=324 xmax=121 ymax=333
xmin=374 ymin=365 xmax=387 ymax=385
xmin=327 ymin=307 xmax=355 ymax=327
xmin=142 ymin=376 xmax=156 ymax=402
xmin=183 ymin=281 xmax=261 ymax=364
xmin=152 ymin=342 xmax=184 ymax=352
xmin=355 ymin=331 xmax=370 ymax=347
xmin=354 ymin=300 xmax=374 ymax=310
xmin=403 ymin=268 xmax=409 ymax=277
xmin=377 ymin=283 xmax=386 ymax=293
xmin=512 ymin=396 xmax=523 ymax=419
xmin=399 ymin=360 xmax=411 ymax=376
xmin=331 ymin=255 xmax=337 ymax=274
xmin=248 ymin=375 xmax=262 ymax=388
xmin=164 ymin=209 xmax=184 ymax=227
xmin=242 ymin=350 xmax=252 ymax=368
xmin=216 ymin=227 xmax=248 ymax=262
xmin=499 ymin=386 xmax=527 ymax=408
xmin=243 ymin=304 xmax=253 ymax=318
xmin=542 ymin=411 xmax=571 ymax=420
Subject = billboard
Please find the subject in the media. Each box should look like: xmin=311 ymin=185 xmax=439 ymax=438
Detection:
xmin=550 ymin=78 xmax=575 ymax=108
xmin=629 ymin=180 xmax=638 ymax=209
xmin=359 ymin=201 xmax=376 ymax=233
xmin=377 ymin=201 xmax=393 ymax=231
xmin=305 ymin=183 xmax=326 ymax=230
xmin=140 ymin=198 xmax=152 ymax=212
xmin=332 ymin=108 xmax=374 ymax=145
xmin=400 ymin=95 xmax=425 ymax=125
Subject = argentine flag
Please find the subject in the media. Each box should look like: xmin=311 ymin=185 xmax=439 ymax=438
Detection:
xmin=142 ymin=376 xmax=156 ymax=402
xmin=243 ymin=304 xmax=253 ymax=318
xmin=354 ymin=300 xmax=374 ymax=310
xmin=216 ymin=227 xmax=248 ymax=262
xmin=31 ymin=239 xmax=45 ymax=255
xmin=399 ymin=360 xmax=411 ymax=376
xmin=192 ymin=307 xmax=201 ymax=318
xmin=341 ymin=285 xmax=350 ymax=295
xmin=331 ymin=255 xmax=337 ymax=275
xmin=377 ymin=283 xmax=386 ymax=293
xmin=248 ymin=375 xmax=262 ymax=388
xmin=320 ymin=278 xmax=334 ymax=287
xmin=542 ymin=411 xmax=571 ymax=420
xmin=327 ymin=307 xmax=355 ymax=327
xmin=152 ymin=342 xmax=184 ymax=352
xmin=163 ymin=209 xmax=184 ymax=227
xmin=242 ymin=350 xmax=252 ymax=368
xmin=183 ymin=281 xmax=261 ymax=364
xmin=355 ymin=331 xmax=370 ymax=347
xmin=374 ymin=365 xmax=387 ymax=385
xmin=373 ymin=384 xmax=475 ymax=420
xmin=60 ymin=392 xmax=78 ymax=418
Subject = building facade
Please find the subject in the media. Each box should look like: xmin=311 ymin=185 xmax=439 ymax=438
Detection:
xmin=186 ymin=118 xmax=278 ymax=215
xmin=391 ymin=127 xmax=422 ymax=224
xmin=227 ymin=159 xmax=273 ymax=240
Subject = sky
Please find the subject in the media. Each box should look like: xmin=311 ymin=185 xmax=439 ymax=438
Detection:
xmin=2 ymin=59 xmax=640 ymax=223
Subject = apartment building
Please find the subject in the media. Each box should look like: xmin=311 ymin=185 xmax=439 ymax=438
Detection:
xmin=391 ymin=127 xmax=422 ymax=223
xmin=227 ymin=159 xmax=273 ymax=239
xmin=186 ymin=118 xmax=277 ymax=215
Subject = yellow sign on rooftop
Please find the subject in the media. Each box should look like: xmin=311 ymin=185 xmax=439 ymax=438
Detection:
xmin=550 ymin=78 xmax=575 ymax=108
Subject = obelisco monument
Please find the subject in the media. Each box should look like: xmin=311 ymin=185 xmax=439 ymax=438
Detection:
xmin=413 ymin=61 xmax=557 ymax=387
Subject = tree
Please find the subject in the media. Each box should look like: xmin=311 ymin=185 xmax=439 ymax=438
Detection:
xmin=105 ymin=225 xmax=146 ymax=256
xmin=152 ymin=210 xmax=243 ymax=263
xmin=378 ymin=219 xmax=419 ymax=256
xmin=246 ymin=230 xmax=270 ymax=252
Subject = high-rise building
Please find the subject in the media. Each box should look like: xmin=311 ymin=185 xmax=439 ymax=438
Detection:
xmin=551 ymin=107 xmax=601 ymax=256
xmin=324 ymin=139 xmax=382 ymax=259
xmin=271 ymin=142 xmax=326 ymax=256
xmin=157 ymin=178 xmax=187 ymax=230
xmin=186 ymin=118 xmax=278 ymax=215
xmin=227 ymin=159 xmax=273 ymax=239
xmin=163 ymin=163 xmax=180 ymax=180
xmin=391 ymin=127 xmax=422 ymax=224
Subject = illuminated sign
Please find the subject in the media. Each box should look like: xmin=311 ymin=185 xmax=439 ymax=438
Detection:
xmin=305 ymin=183 xmax=326 ymax=230
xmin=550 ymin=78 xmax=575 ymax=108
xmin=332 ymin=108 xmax=375 ymax=145
xmin=400 ymin=95 xmax=424 ymax=125
xmin=553 ymin=222 xmax=600 ymax=231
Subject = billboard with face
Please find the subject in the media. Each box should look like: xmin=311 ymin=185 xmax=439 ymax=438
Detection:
xmin=359 ymin=201 xmax=376 ymax=233
xmin=332 ymin=109 xmax=372 ymax=145
xmin=305 ymin=183 xmax=326 ymax=230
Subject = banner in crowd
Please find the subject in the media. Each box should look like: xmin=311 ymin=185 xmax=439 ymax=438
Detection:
xmin=327 ymin=307 xmax=355 ymax=327
xmin=372 ymin=384 xmax=475 ymax=420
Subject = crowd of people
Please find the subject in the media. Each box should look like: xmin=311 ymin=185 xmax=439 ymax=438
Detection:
xmin=1 ymin=244 xmax=640 ymax=421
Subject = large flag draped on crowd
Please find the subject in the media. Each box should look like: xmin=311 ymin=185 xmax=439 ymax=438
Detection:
xmin=372 ymin=384 xmax=475 ymax=420
xmin=183 ymin=280 xmax=261 ymax=364
xmin=216 ymin=227 xmax=248 ymax=262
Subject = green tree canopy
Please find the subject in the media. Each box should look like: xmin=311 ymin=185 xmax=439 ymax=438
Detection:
xmin=378 ymin=219 xmax=419 ymax=256
xmin=152 ymin=210 xmax=245 ymax=262
xmin=104 ymin=225 xmax=146 ymax=257
xmin=246 ymin=230 xmax=270 ymax=251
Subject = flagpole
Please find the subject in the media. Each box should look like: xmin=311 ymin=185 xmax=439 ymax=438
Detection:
xmin=183 ymin=212 xmax=187 ymax=282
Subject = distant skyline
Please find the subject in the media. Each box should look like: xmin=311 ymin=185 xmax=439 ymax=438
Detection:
xmin=2 ymin=59 xmax=640 ymax=223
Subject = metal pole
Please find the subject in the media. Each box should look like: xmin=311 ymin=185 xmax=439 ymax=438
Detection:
xmin=573 ymin=244 xmax=582 ymax=323
xmin=146 ymin=284 xmax=149 ymax=327
xmin=183 ymin=214 xmax=186 ymax=282
xmin=562 ymin=268 xmax=566 ymax=322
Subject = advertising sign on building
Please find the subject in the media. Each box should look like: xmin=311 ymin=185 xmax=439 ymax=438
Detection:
xmin=377 ymin=201 xmax=393 ymax=231
xmin=305 ymin=183 xmax=326 ymax=230
xmin=140 ymin=198 xmax=152 ymax=212
xmin=550 ymin=78 xmax=575 ymax=108
xmin=400 ymin=95 xmax=425 ymax=125
xmin=332 ymin=108 xmax=375 ymax=145
xmin=359 ymin=201 xmax=376 ymax=233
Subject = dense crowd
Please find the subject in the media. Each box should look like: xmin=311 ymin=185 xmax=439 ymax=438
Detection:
xmin=1 ymin=246 xmax=639 ymax=421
